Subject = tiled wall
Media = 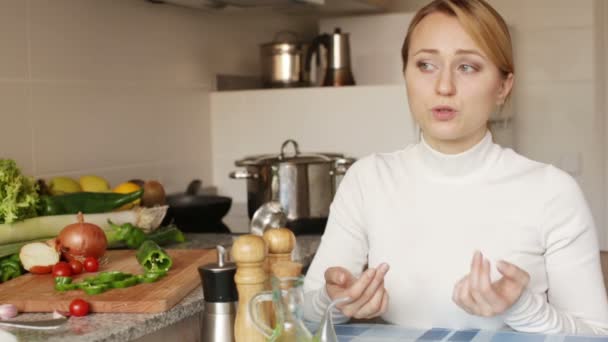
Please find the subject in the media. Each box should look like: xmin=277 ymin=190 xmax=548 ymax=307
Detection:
xmin=389 ymin=0 xmax=606 ymax=247
xmin=0 ymin=0 xmax=315 ymax=194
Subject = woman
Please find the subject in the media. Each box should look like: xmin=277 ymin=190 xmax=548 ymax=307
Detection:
xmin=303 ymin=0 xmax=608 ymax=334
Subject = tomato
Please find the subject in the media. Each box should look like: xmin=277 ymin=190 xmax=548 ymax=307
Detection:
xmin=52 ymin=262 xmax=72 ymax=277
xmin=83 ymin=257 xmax=99 ymax=272
xmin=29 ymin=265 xmax=52 ymax=274
xmin=69 ymin=299 xmax=90 ymax=317
xmin=69 ymin=260 xmax=83 ymax=275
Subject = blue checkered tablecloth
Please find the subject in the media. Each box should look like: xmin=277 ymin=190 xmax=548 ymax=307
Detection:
xmin=333 ymin=324 xmax=608 ymax=342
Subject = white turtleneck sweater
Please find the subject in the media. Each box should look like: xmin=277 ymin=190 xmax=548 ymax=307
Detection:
xmin=303 ymin=132 xmax=608 ymax=335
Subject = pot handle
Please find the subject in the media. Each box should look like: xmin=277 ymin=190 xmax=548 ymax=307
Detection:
xmin=330 ymin=158 xmax=355 ymax=176
xmin=229 ymin=170 xmax=258 ymax=179
xmin=279 ymin=139 xmax=301 ymax=160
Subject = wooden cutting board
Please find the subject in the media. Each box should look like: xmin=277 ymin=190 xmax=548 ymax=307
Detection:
xmin=0 ymin=249 xmax=217 ymax=313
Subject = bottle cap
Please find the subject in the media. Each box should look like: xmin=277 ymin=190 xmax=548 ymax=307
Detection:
xmin=198 ymin=245 xmax=238 ymax=303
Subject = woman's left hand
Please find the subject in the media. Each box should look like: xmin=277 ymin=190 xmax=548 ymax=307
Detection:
xmin=452 ymin=251 xmax=530 ymax=317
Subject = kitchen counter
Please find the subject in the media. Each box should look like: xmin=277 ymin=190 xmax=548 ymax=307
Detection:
xmin=4 ymin=233 xmax=322 ymax=342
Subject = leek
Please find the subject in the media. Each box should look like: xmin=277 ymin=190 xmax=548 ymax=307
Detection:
xmin=0 ymin=206 xmax=167 ymax=246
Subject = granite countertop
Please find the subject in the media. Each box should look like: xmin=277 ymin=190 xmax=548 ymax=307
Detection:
xmin=4 ymin=233 xmax=322 ymax=342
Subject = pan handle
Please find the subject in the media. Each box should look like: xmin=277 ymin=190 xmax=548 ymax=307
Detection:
xmin=229 ymin=170 xmax=258 ymax=180
xmin=330 ymin=158 xmax=355 ymax=176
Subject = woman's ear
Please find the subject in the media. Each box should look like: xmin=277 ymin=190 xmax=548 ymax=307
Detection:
xmin=497 ymin=73 xmax=514 ymax=105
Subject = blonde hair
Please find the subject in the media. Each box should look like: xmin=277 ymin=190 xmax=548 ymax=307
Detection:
xmin=402 ymin=0 xmax=514 ymax=81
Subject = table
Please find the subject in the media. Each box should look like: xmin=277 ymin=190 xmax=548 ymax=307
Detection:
xmin=334 ymin=324 xmax=608 ymax=342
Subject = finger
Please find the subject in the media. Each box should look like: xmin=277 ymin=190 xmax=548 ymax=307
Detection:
xmin=478 ymin=257 xmax=506 ymax=309
xmin=469 ymin=257 xmax=499 ymax=316
xmin=468 ymin=252 xmax=493 ymax=315
xmin=337 ymin=267 xmax=375 ymax=309
xmin=325 ymin=267 xmax=354 ymax=287
xmin=497 ymin=261 xmax=530 ymax=286
xmin=378 ymin=291 xmax=389 ymax=316
xmin=470 ymin=251 xmax=482 ymax=292
xmin=451 ymin=275 xmax=467 ymax=305
xmin=341 ymin=264 xmax=389 ymax=315
xmin=353 ymin=288 xmax=385 ymax=319
xmin=457 ymin=277 xmax=477 ymax=315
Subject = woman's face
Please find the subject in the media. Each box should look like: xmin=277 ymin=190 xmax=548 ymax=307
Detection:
xmin=404 ymin=12 xmax=513 ymax=153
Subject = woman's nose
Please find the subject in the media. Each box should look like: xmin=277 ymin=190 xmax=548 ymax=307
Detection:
xmin=435 ymin=69 xmax=456 ymax=96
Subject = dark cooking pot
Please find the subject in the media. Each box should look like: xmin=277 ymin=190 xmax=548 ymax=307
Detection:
xmin=162 ymin=180 xmax=232 ymax=233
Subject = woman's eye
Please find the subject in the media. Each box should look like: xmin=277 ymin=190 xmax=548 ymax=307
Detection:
xmin=416 ymin=62 xmax=435 ymax=72
xmin=458 ymin=64 xmax=477 ymax=73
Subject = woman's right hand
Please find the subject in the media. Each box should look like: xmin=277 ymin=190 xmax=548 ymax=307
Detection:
xmin=324 ymin=263 xmax=390 ymax=319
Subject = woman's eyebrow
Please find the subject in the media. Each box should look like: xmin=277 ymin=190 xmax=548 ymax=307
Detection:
xmin=412 ymin=48 xmax=486 ymax=60
xmin=454 ymin=49 xmax=486 ymax=59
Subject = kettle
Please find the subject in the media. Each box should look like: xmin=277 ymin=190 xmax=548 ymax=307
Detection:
xmin=305 ymin=27 xmax=355 ymax=87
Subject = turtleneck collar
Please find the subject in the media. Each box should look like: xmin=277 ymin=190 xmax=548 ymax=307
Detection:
xmin=414 ymin=131 xmax=500 ymax=180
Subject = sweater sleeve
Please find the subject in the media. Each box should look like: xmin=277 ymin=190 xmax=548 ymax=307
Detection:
xmin=303 ymin=159 xmax=370 ymax=323
xmin=504 ymin=168 xmax=608 ymax=334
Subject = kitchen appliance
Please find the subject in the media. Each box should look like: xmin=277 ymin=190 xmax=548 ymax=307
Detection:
xmin=319 ymin=12 xmax=415 ymax=86
xmin=0 ymin=249 xmax=215 ymax=313
xmin=229 ymin=139 xmax=355 ymax=235
xmin=260 ymin=32 xmax=310 ymax=88
xmin=199 ymin=246 xmax=237 ymax=342
xmin=164 ymin=180 xmax=232 ymax=233
xmin=305 ymin=27 xmax=355 ymax=86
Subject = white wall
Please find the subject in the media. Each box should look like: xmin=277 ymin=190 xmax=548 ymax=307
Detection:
xmin=389 ymin=0 xmax=607 ymax=248
xmin=210 ymin=84 xmax=418 ymax=232
xmin=0 ymin=0 xmax=315 ymax=194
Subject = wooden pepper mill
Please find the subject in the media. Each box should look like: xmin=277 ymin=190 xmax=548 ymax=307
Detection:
xmin=263 ymin=228 xmax=296 ymax=326
xmin=263 ymin=228 xmax=296 ymax=275
xmin=271 ymin=260 xmax=303 ymax=279
xmin=232 ymin=234 xmax=268 ymax=342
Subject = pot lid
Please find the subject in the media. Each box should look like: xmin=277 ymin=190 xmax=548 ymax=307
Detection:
xmin=235 ymin=139 xmax=348 ymax=166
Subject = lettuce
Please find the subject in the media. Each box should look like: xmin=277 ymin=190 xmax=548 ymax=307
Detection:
xmin=0 ymin=159 xmax=39 ymax=224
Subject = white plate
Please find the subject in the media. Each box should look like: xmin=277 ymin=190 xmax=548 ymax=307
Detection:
xmin=0 ymin=329 xmax=17 ymax=342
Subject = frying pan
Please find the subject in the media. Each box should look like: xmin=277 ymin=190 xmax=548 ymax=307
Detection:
xmin=162 ymin=180 xmax=232 ymax=233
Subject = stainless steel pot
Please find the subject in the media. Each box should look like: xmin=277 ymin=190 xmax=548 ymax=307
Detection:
xmin=229 ymin=140 xmax=355 ymax=232
xmin=260 ymin=31 xmax=310 ymax=88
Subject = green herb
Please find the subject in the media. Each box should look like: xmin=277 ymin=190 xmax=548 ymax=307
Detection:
xmin=0 ymin=159 xmax=39 ymax=224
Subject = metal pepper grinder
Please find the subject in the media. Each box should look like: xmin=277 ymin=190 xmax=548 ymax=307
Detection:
xmin=198 ymin=245 xmax=238 ymax=342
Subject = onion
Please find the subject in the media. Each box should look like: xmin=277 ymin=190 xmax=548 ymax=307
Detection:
xmin=0 ymin=304 xmax=17 ymax=320
xmin=56 ymin=212 xmax=107 ymax=262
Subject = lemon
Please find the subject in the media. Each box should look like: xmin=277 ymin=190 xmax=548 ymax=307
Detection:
xmin=113 ymin=182 xmax=142 ymax=210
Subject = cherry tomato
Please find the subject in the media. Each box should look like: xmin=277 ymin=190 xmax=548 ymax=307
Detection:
xmin=83 ymin=257 xmax=99 ymax=272
xmin=52 ymin=262 xmax=72 ymax=277
xmin=69 ymin=299 xmax=90 ymax=317
xmin=69 ymin=260 xmax=83 ymax=275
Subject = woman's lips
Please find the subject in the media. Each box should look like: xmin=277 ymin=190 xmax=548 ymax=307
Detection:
xmin=431 ymin=106 xmax=457 ymax=121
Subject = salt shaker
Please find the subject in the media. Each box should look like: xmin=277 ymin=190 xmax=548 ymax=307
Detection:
xmin=198 ymin=245 xmax=238 ymax=342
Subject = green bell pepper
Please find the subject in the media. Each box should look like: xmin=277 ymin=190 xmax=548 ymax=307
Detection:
xmin=0 ymin=254 xmax=23 ymax=282
xmin=81 ymin=283 xmax=109 ymax=295
xmin=54 ymin=276 xmax=76 ymax=291
xmin=111 ymin=276 xmax=138 ymax=288
xmin=107 ymin=221 xmax=147 ymax=249
xmin=136 ymin=240 xmax=172 ymax=273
